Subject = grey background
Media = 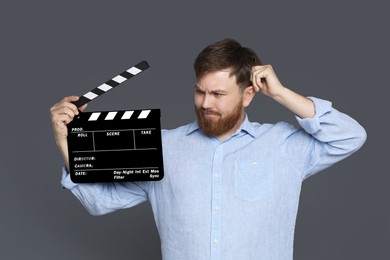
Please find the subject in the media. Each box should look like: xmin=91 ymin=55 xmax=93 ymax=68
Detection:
xmin=0 ymin=1 xmax=388 ymax=259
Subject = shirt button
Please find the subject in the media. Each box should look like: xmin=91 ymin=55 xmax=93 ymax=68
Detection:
xmin=213 ymin=239 xmax=218 ymax=244
xmin=214 ymin=206 xmax=219 ymax=211
xmin=214 ymin=173 xmax=219 ymax=178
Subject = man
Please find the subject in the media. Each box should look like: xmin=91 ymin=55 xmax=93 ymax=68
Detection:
xmin=50 ymin=39 xmax=366 ymax=259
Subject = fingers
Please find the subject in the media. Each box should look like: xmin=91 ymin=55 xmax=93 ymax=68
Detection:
xmin=251 ymin=65 xmax=271 ymax=92
xmin=51 ymin=106 xmax=76 ymax=124
xmin=50 ymin=96 xmax=82 ymax=142
xmin=50 ymin=96 xmax=81 ymax=130
xmin=50 ymin=96 xmax=80 ymax=118
xmin=79 ymin=103 xmax=88 ymax=112
xmin=251 ymin=66 xmax=264 ymax=92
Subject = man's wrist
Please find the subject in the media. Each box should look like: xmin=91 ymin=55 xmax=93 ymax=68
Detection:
xmin=271 ymin=85 xmax=288 ymax=104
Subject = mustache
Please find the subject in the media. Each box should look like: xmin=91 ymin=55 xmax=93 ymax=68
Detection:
xmin=199 ymin=109 xmax=221 ymax=116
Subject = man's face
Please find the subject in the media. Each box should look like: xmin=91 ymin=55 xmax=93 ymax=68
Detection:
xmin=194 ymin=70 xmax=247 ymax=139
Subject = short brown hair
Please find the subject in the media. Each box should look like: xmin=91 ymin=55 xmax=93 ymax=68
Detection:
xmin=194 ymin=38 xmax=262 ymax=88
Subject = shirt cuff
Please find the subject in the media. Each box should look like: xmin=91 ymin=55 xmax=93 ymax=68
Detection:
xmin=295 ymin=97 xmax=332 ymax=135
xmin=60 ymin=166 xmax=78 ymax=189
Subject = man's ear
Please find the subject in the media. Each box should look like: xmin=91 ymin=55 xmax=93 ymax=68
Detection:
xmin=243 ymin=86 xmax=256 ymax=108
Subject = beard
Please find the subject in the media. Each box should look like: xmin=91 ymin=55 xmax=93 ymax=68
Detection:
xmin=195 ymin=100 xmax=244 ymax=137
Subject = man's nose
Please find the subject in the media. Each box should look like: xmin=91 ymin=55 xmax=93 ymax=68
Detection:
xmin=201 ymin=94 xmax=213 ymax=109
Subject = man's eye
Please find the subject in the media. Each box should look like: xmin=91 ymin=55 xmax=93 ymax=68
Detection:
xmin=213 ymin=93 xmax=223 ymax=97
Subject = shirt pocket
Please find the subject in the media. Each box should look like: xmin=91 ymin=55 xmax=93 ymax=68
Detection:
xmin=234 ymin=158 xmax=274 ymax=202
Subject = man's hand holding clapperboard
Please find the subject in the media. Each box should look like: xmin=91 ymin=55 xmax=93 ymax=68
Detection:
xmin=67 ymin=61 xmax=164 ymax=183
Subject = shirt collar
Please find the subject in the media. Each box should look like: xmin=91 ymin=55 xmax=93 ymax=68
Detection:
xmin=186 ymin=114 xmax=256 ymax=138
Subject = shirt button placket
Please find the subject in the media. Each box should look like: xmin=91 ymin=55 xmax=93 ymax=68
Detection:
xmin=210 ymin=144 xmax=223 ymax=259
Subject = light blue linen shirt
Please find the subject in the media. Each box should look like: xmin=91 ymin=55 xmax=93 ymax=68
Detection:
xmin=61 ymin=97 xmax=366 ymax=260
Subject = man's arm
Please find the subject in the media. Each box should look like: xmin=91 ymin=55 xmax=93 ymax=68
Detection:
xmin=251 ymin=65 xmax=366 ymax=178
xmin=251 ymin=65 xmax=315 ymax=119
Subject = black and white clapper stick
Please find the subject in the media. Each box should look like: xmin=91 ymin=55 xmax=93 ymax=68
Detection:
xmin=72 ymin=61 xmax=149 ymax=108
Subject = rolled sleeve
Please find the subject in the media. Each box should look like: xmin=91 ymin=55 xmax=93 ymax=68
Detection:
xmin=295 ymin=97 xmax=332 ymax=134
xmin=60 ymin=166 xmax=78 ymax=189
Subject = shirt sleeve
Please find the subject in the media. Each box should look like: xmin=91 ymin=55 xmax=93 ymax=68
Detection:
xmin=60 ymin=166 xmax=150 ymax=216
xmin=286 ymin=97 xmax=367 ymax=179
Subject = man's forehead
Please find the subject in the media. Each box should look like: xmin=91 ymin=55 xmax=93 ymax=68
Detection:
xmin=197 ymin=68 xmax=234 ymax=79
xmin=196 ymin=70 xmax=237 ymax=87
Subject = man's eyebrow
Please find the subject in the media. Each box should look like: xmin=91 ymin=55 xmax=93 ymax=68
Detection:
xmin=194 ymin=85 xmax=226 ymax=94
xmin=194 ymin=85 xmax=204 ymax=91
xmin=211 ymin=90 xmax=226 ymax=94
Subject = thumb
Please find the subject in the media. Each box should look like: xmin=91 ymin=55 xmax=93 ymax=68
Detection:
xmin=79 ymin=103 xmax=88 ymax=112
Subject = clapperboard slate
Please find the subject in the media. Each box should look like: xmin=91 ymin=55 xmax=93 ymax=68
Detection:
xmin=67 ymin=61 xmax=164 ymax=183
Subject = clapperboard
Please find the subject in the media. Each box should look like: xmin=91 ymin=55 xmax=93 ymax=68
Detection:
xmin=67 ymin=61 xmax=164 ymax=183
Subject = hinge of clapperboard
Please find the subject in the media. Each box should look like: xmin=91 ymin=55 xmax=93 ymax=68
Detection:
xmin=72 ymin=61 xmax=150 ymax=111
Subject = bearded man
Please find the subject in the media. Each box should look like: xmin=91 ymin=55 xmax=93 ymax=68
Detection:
xmin=50 ymin=38 xmax=366 ymax=259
